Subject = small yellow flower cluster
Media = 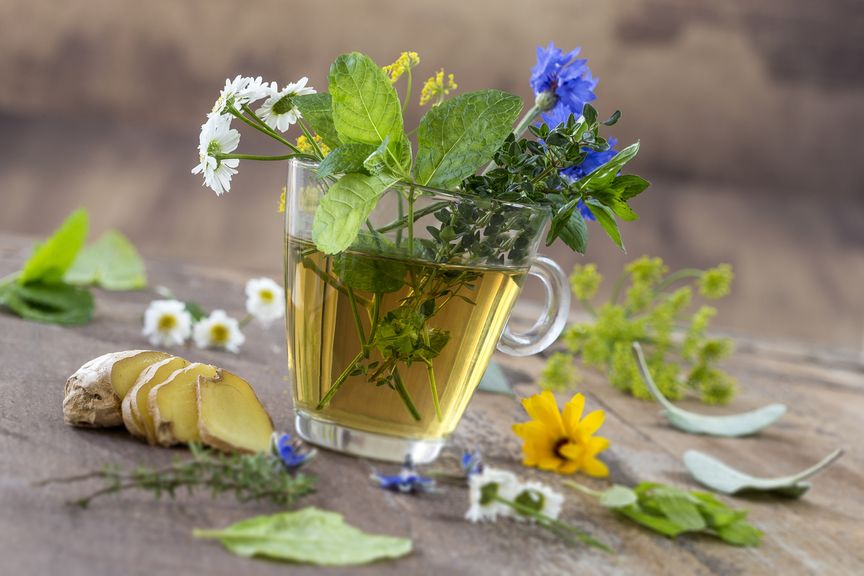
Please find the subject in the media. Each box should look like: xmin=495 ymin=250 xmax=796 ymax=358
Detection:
xmin=382 ymin=51 xmax=420 ymax=83
xmin=295 ymin=134 xmax=330 ymax=157
xmin=420 ymin=69 xmax=458 ymax=106
xmin=277 ymin=187 xmax=286 ymax=214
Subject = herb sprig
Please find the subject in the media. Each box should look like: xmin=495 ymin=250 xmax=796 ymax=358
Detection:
xmin=35 ymin=443 xmax=315 ymax=508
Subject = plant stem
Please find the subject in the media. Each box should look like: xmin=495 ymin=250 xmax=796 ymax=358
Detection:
xmin=376 ymin=201 xmax=449 ymax=233
xmin=406 ymin=186 xmax=416 ymax=256
xmin=392 ymin=368 xmax=422 ymax=421
xmin=562 ymin=480 xmax=604 ymax=498
xmin=402 ymin=68 xmax=413 ymax=113
xmin=494 ymin=496 xmax=612 ymax=552
xmin=317 ymin=350 xmax=365 ymax=409
xmin=655 ymin=269 xmax=703 ymax=292
xmin=425 ymin=360 xmax=442 ymax=422
xmin=234 ymin=105 xmax=303 ymax=154
xmin=218 ymin=153 xmax=302 ymax=162
xmin=347 ymin=287 xmax=367 ymax=350
xmin=298 ymin=119 xmax=326 ymax=160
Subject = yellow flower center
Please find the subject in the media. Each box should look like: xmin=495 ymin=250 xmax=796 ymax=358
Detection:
xmin=553 ymin=437 xmax=571 ymax=460
xmin=158 ymin=314 xmax=177 ymax=331
xmin=259 ymin=289 xmax=274 ymax=303
xmin=210 ymin=323 xmax=230 ymax=344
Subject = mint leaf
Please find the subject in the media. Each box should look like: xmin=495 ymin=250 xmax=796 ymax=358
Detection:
xmin=613 ymin=175 xmax=650 ymax=201
xmin=329 ymin=53 xmax=405 ymax=170
xmin=651 ymin=487 xmax=706 ymax=531
xmin=598 ymin=485 xmax=638 ymax=508
xmin=312 ymin=173 xmax=395 ymax=254
xmin=65 ymin=230 xmax=147 ymax=290
xmin=716 ymin=520 xmax=763 ymax=547
xmin=415 ymin=90 xmax=522 ymax=189
xmin=586 ymin=200 xmax=624 ymax=252
xmin=556 ymin=207 xmax=588 ymax=253
xmin=1 ymin=281 xmax=93 ymax=325
xmin=617 ymin=506 xmax=685 ymax=538
xmin=316 ymin=143 xmax=376 ymax=180
xmin=19 ymin=208 xmax=89 ymax=285
xmin=333 ymin=251 xmax=406 ymax=293
xmin=193 ymin=507 xmax=412 ymax=566
xmin=294 ymin=93 xmax=341 ymax=149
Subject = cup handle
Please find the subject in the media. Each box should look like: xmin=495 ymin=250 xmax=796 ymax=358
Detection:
xmin=497 ymin=255 xmax=571 ymax=357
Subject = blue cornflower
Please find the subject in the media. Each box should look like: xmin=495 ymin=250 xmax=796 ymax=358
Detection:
xmin=560 ymin=139 xmax=619 ymax=222
xmin=460 ymin=450 xmax=484 ymax=477
xmin=272 ymin=433 xmax=316 ymax=470
xmin=530 ymin=42 xmax=598 ymax=127
xmin=372 ymin=455 xmax=435 ymax=494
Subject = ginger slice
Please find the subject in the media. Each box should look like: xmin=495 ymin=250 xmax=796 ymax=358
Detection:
xmin=63 ymin=350 xmax=171 ymax=428
xmin=197 ymin=369 xmax=274 ymax=454
xmin=122 ymin=356 xmax=189 ymax=441
xmin=149 ymin=363 xmax=217 ymax=446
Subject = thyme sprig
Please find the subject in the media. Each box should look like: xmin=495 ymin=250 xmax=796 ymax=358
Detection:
xmin=35 ymin=443 xmax=316 ymax=508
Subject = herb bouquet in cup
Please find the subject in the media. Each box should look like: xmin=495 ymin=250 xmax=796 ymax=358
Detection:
xmin=192 ymin=46 xmax=649 ymax=462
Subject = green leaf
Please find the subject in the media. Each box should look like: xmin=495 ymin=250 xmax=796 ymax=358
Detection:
xmin=716 ymin=520 xmax=763 ymax=547
xmin=613 ymin=175 xmax=650 ymax=201
xmin=651 ymin=487 xmax=706 ymax=531
xmin=193 ymin=507 xmax=412 ymax=566
xmin=599 ymin=485 xmax=638 ymax=509
xmin=616 ymin=505 xmax=685 ymax=538
xmin=294 ymin=93 xmax=341 ymax=149
xmin=415 ymin=90 xmax=523 ymax=189
xmin=316 ymin=143 xmax=376 ymax=180
xmin=312 ymin=173 xmax=396 ymax=254
xmin=19 ymin=208 xmax=89 ymax=285
xmin=329 ymin=53 xmax=405 ymax=167
xmin=0 ymin=281 xmax=93 ymax=325
xmin=64 ymin=230 xmax=147 ymax=290
xmin=477 ymin=360 xmax=514 ymax=395
xmin=184 ymin=301 xmax=207 ymax=322
xmin=333 ymin=251 xmax=406 ymax=293
xmin=602 ymin=110 xmax=622 ymax=126
xmin=586 ymin=200 xmax=625 ymax=252
xmin=557 ymin=207 xmax=588 ymax=253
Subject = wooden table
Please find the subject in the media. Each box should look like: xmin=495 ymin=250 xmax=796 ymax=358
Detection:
xmin=1 ymin=232 xmax=862 ymax=575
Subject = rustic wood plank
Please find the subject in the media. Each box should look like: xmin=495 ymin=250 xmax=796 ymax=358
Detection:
xmin=1 ymin=232 xmax=861 ymax=575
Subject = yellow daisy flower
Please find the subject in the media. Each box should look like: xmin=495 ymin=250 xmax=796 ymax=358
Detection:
xmin=512 ymin=391 xmax=610 ymax=477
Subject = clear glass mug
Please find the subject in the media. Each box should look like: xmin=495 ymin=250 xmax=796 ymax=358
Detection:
xmin=284 ymin=159 xmax=570 ymax=463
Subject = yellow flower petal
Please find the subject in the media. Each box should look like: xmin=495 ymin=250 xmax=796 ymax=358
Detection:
xmin=537 ymin=455 xmax=564 ymax=471
xmin=558 ymin=442 xmax=584 ymax=462
xmin=582 ymin=456 xmax=610 ymax=478
xmin=562 ymin=393 xmax=586 ymax=437
xmin=580 ymin=409 xmax=606 ymax=436
xmin=511 ymin=420 xmax=554 ymax=442
xmin=521 ymin=391 xmax=564 ymax=436
xmin=558 ymin=460 xmax=580 ymax=475
xmin=586 ymin=436 xmax=611 ymax=456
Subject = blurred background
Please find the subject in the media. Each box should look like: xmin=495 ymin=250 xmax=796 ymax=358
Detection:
xmin=1 ymin=0 xmax=862 ymax=353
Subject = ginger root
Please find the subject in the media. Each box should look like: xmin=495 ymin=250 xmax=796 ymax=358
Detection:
xmin=197 ymin=369 xmax=275 ymax=454
xmin=65 ymin=350 xmax=277 ymax=455
xmin=63 ymin=350 xmax=170 ymax=427
xmin=149 ymin=363 xmax=218 ymax=447
xmin=122 ymin=356 xmax=189 ymax=441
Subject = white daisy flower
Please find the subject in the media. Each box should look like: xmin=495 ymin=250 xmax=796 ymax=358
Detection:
xmin=245 ymin=277 xmax=285 ymax=326
xmin=142 ymin=299 xmax=192 ymax=348
xmin=211 ymin=75 xmax=271 ymax=116
xmin=512 ymin=481 xmax=564 ymax=522
xmin=465 ymin=467 xmax=521 ymax=523
xmin=256 ymin=77 xmax=316 ymax=132
xmin=191 ymin=114 xmax=241 ymax=196
xmin=193 ymin=309 xmax=246 ymax=353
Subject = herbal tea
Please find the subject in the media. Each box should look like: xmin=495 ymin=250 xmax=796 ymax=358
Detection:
xmin=285 ymin=238 xmax=526 ymax=439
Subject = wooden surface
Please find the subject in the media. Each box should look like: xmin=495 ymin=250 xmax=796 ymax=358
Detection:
xmin=1 ymin=232 xmax=862 ymax=576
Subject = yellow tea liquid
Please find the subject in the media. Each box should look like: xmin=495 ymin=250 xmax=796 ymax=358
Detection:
xmin=285 ymin=237 xmax=526 ymax=439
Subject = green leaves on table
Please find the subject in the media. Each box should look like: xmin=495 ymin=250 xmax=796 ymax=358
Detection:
xmin=18 ymin=208 xmax=89 ymax=285
xmin=415 ymin=89 xmax=522 ymax=189
xmin=65 ymin=230 xmax=147 ymax=290
xmin=568 ymin=481 xmax=763 ymax=547
xmin=193 ymin=507 xmax=412 ymax=566
xmin=0 ymin=208 xmax=146 ymax=325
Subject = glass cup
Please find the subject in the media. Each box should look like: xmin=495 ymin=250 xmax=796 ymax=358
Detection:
xmin=284 ymin=159 xmax=569 ymax=463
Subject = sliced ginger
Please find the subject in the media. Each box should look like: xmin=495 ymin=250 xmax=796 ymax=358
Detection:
xmin=197 ymin=369 xmax=275 ymax=454
xmin=63 ymin=350 xmax=170 ymax=428
xmin=122 ymin=356 xmax=189 ymax=441
xmin=149 ymin=363 xmax=218 ymax=447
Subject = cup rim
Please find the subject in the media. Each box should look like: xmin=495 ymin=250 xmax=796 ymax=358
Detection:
xmin=289 ymin=157 xmax=551 ymax=215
